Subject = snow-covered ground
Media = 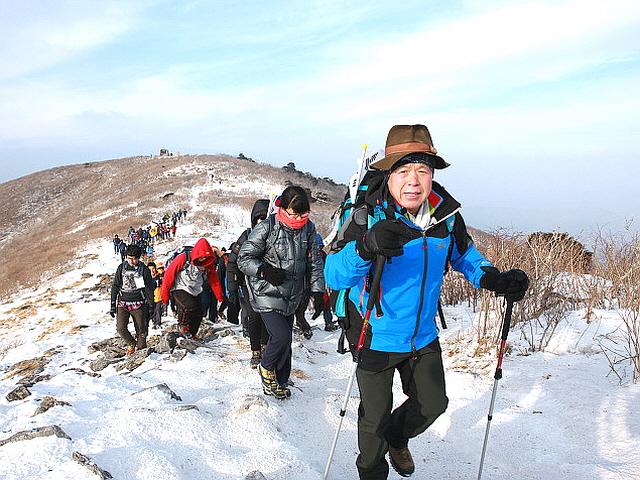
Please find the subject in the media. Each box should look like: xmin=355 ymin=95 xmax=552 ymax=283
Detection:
xmin=1 ymin=210 xmax=639 ymax=479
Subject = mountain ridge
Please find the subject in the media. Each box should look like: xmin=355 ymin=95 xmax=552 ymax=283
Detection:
xmin=0 ymin=154 xmax=345 ymax=300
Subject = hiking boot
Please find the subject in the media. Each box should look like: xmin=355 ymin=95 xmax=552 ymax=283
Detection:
xmin=126 ymin=345 xmax=136 ymax=356
xmin=136 ymin=335 xmax=147 ymax=350
xmin=388 ymin=446 xmax=415 ymax=477
xmin=250 ymin=350 xmax=261 ymax=369
xmin=302 ymin=329 xmax=313 ymax=340
xmin=324 ymin=322 xmax=339 ymax=332
xmin=180 ymin=325 xmax=192 ymax=338
xmin=276 ymin=383 xmax=292 ymax=398
xmin=258 ymin=364 xmax=286 ymax=400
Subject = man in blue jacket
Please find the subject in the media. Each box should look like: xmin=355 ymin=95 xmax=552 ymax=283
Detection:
xmin=325 ymin=124 xmax=529 ymax=480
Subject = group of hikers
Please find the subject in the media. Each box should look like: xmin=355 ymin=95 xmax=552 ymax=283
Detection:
xmin=112 ymin=209 xmax=188 ymax=262
xmin=108 ymin=124 xmax=530 ymax=480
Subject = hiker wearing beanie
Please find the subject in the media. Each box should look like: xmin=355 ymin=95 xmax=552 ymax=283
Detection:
xmin=160 ymin=237 xmax=224 ymax=339
xmin=110 ymin=244 xmax=156 ymax=355
xmin=227 ymin=199 xmax=271 ymax=367
xmin=324 ymin=124 xmax=529 ymax=479
xmin=238 ymin=186 xmax=325 ymax=399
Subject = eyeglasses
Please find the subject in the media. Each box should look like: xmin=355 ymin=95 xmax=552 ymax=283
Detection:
xmin=284 ymin=209 xmax=309 ymax=220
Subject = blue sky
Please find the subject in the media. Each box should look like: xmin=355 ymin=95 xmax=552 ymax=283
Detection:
xmin=1 ymin=0 xmax=639 ymax=240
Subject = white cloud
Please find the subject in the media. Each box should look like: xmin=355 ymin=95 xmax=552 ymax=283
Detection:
xmin=0 ymin=2 xmax=145 ymax=80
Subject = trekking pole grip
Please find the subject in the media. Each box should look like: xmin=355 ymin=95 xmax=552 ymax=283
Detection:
xmin=366 ymin=255 xmax=386 ymax=311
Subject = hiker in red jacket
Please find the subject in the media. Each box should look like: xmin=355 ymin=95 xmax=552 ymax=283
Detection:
xmin=161 ymin=238 xmax=224 ymax=339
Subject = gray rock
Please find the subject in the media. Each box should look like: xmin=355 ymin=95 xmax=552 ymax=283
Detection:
xmin=33 ymin=396 xmax=72 ymax=416
xmin=6 ymin=385 xmax=31 ymax=402
xmin=174 ymin=404 xmax=199 ymax=412
xmin=156 ymin=331 xmax=183 ymax=353
xmin=237 ymin=395 xmax=269 ymax=413
xmin=64 ymin=368 xmax=101 ymax=378
xmin=245 ymin=471 xmax=267 ymax=480
xmin=89 ymin=356 xmax=122 ymax=372
xmin=169 ymin=349 xmax=187 ymax=362
xmin=114 ymin=348 xmax=151 ymax=372
xmin=72 ymin=451 xmax=112 ymax=479
xmin=16 ymin=373 xmax=52 ymax=387
xmin=87 ymin=337 xmax=128 ymax=354
xmin=131 ymin=383 xmax=182 ymax=401
xmin=0 ymin=425 xmax=71 ymax=447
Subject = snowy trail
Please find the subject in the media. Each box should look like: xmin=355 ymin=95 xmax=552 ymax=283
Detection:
xmin=1 ymin=210 xmax=639 ymax=479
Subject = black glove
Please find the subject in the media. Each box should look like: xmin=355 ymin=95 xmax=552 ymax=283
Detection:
xmin=258 ymin=263 xmax=286 ymax=286
xmin=480 ymin=266 xmax=529 ymax=301
xmin=311 ymin=292 xmax=325 ymax=319
xmin=356 ymin=219 xmax=415 ymax=260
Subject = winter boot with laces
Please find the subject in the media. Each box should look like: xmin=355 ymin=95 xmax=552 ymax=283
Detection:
xmin=250 ymin=350 xmax=262 ymax=369
xmin=258 ymin=364 xmax=286 ymax=400
xmin=275 ymin=383 xmax=292 ymax=398
xmin=388 ymin=445 xmax=415 ymax=477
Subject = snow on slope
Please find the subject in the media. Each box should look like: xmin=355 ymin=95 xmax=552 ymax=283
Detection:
xmin=1 ymin=203 xmax=639 ymax=479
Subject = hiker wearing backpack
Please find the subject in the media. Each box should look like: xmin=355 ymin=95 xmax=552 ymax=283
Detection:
xmin=110 ymin=244 xmax=156 ymax=355
xmin=227 ymin=199 xmax=271 ymax=366
xmin=113 ymin=234 xmax=121 ymax=254
xmin=118 ymin=241 xmax=128 ymax=262
xmin=160 ymin=238 xmax=224 ymax=339
xmin=238 ymin=187 xmax=325 ymax=399
xmin=324 ymin=124 xmax=529 ymax=479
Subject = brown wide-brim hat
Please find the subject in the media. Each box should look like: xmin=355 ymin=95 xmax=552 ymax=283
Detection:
xmin=370 ymin=124 xmax=449 ymax=171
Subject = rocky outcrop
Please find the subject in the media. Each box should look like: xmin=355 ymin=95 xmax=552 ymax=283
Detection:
xmin=6 ymin=385 xmax=31 ymax=402
xmin=0 ymin=425 xmax=71 ymax=447
xmin=131 ymin=383 xmax=182 ymax=401
xmin=72 ymin=451 xmax=112 ymax=479
xmin=33 ymin=396 xmax=72 ymax=416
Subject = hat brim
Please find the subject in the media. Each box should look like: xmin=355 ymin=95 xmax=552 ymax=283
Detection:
xmin=370 ymin=152 xmax=449 ymax=171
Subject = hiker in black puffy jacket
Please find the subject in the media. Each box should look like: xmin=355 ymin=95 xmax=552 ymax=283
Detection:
xmin=110 ymin=244 xmax=155 ymax=354
xmin=227 ymin=199 xmax=270 ymax=367
xmin=238 ymin=186 xmax=325 ymax=399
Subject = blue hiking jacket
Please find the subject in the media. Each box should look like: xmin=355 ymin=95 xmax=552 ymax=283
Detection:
xmin=325 ymin=182 xmax=491 ymax=353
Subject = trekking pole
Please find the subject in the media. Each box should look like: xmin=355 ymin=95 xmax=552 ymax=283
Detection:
xmin=477 ymin=297 xmax=514 ymax=480
xmin=322 ymin=255 xmax=386 ymax=480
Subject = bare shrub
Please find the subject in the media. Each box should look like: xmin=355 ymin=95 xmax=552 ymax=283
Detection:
xmin=594 ymin=232 xmax=640 ymax=383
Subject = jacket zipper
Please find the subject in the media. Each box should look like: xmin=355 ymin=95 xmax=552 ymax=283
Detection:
xmin=410 ymin=231 xmax=429 ymax=358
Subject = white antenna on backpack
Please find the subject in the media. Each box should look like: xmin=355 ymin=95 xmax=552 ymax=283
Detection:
xmin=324 ymin=144 xmax=375 ymax=247
xmin=348 ymin=144 xmax=368 ymax=204
xmin=267 ymin=190 xmax=279 ymax=216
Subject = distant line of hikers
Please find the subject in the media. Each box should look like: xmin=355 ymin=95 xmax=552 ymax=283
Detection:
xmin=112 ymin=208 xmax=188 ymax=262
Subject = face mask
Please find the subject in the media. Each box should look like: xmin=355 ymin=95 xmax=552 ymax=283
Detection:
xmin=276 ymin=207 xmax=309 ymax=229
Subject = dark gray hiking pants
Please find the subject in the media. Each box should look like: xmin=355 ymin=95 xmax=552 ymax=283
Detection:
xmin=355 ymin=339 xmax=449 ymax=480
xmin=116 ymin=307 xmax=147 ymax=349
